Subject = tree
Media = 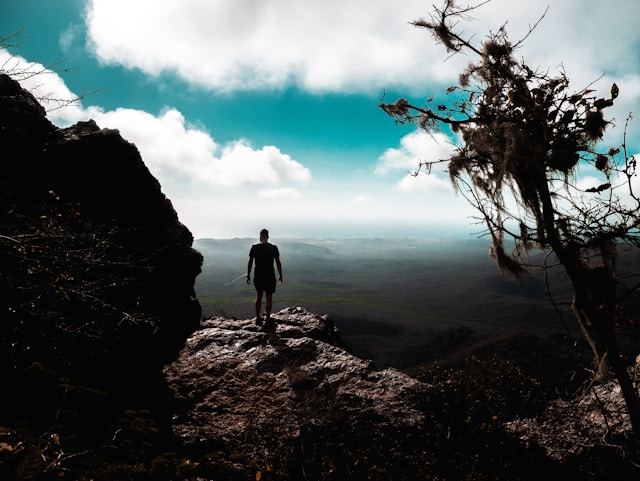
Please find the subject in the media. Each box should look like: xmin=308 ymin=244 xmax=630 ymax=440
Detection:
xmin=380 ymin=0 xmax=640 ymax=441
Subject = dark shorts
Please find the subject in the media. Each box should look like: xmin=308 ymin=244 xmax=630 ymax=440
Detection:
xmin=254 ymin=276 xmax=276 ymax=294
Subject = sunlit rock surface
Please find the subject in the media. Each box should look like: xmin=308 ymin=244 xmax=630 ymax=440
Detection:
xmin=165 ymin=307 xmax=432 ymax=473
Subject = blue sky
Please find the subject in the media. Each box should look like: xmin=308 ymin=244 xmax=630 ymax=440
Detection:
xmin=2 ymin=0 xmax=640 ymax=239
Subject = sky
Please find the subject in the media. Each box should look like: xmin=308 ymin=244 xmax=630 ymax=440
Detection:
xmin=2 ymin=0 xmax=640 ymax=239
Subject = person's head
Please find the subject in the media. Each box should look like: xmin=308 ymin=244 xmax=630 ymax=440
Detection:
xmin=260 ymin=228 xmax=269 ymax=242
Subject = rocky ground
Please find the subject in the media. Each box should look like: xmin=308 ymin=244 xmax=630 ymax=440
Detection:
xmin=165 ymin=307 xmax=432 ymax=479
xmin=164 ymin=307 xmax=640 ymax=480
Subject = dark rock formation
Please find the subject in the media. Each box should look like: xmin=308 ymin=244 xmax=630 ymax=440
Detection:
xmin=164 ymin=307 xmax=434 ymax=479
xmin=0 ymin=73 xmax=202 ymax=439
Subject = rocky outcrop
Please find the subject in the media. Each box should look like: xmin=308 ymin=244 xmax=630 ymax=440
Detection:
xmin=0 ymin=73 xmax=202 ymax=435
xmin=164 ymin=307 xmax=434 ymax=479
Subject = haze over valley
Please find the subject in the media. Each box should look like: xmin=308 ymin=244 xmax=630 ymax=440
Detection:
xmin=194 ymin=237 xmax=585 ymax=371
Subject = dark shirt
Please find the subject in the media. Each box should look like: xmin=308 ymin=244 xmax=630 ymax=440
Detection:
xmin=249 ymin=242 xmax=280 ymax=282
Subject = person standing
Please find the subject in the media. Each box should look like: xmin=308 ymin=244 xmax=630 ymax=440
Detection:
xmin=247 ymin=229 xmax=283 ymax=327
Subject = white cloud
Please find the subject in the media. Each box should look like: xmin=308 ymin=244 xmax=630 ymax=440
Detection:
xmin=0 ymin=49 xmax=86 ymax=124
xmin=351 ymin=195 xmax=374 ymax=204
xmin=83 ymin=0 xmax=454 ymax=93
xmin=83 ymin=0 xmax=640 ymax=104
xmin=375 ymin=129 xmax=467 ymax=194
xmin=217 ymin=141 xmax=312 ymax=186
xmin=258 ymin=187 xmax=302 ymax=199
xmin=59 ymin=23 xmax=85 ymax=54
xmin=576 ymin=175 xmax=606 ymax=193
xmin=396 ymin=172 xmax=451 ymax=193
xmin=81 ymin=108 xmax=312 ymax=188
xmin=0 ymin=53 xmax=312 ymax=191
xmin=375 ymin=130 xmax=455 ymax=175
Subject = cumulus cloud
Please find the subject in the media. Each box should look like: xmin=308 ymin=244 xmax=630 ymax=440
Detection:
xmin=84 ymin=108 xmax=311 ymax=188
xmin=576 ymin=175 xmax=607 ymax=193
xmin=83 ymin=0 xmax=640 ymax=100
xmin=375 ymin=130 xmax=455 ymax=175
xmin=84 ymin=0 xmax=452 ymax=93
xmin=396 ymin=173 xmax=451 ymax=192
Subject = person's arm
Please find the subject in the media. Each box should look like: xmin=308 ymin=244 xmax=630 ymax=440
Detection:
xmin=247 ymin=256 xmax=253 ymax=284
xmin=275 ymin=257 xmax=283 ymax=284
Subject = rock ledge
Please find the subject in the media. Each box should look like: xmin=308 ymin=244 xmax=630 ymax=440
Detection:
xmin=164 ymin=307 xmax=431 ymax=468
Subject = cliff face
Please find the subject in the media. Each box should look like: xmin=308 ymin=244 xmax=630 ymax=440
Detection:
xmin=0 ymin=73 xmax=202 ymax=431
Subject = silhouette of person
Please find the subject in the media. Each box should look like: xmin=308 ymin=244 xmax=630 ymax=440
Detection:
xmin=247 ymin=228 xmax=283 ymax=327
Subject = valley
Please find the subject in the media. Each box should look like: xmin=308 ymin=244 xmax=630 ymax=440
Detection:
xmin=194 ymin=237 xmax=586 ymax=371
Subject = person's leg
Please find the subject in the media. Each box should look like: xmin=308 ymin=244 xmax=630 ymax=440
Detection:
xmin=265 ymin=292 xmax=273 ymax=321
xmin=255 ymin=290 xmax=264 ymax=320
